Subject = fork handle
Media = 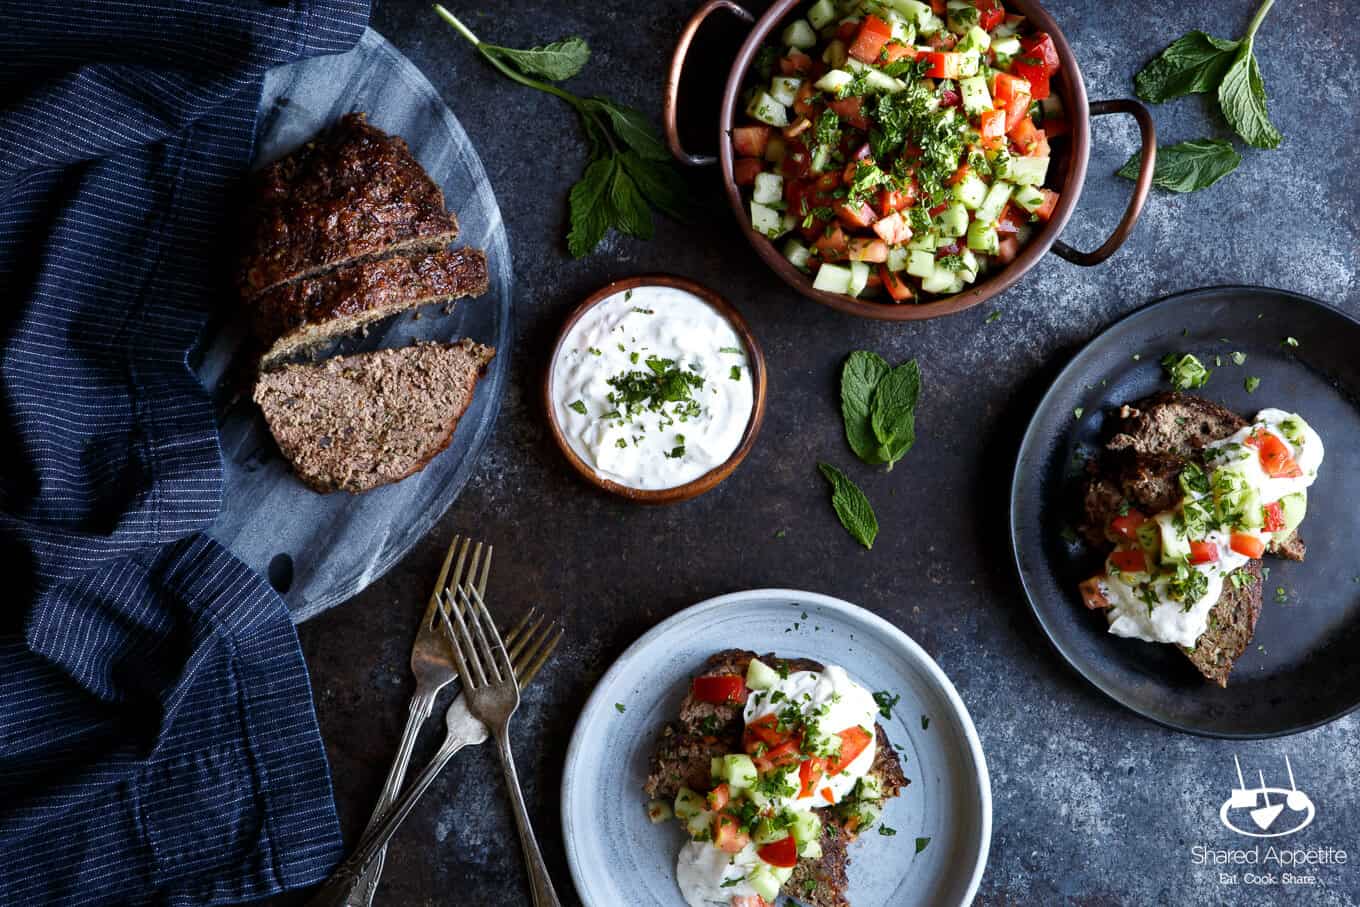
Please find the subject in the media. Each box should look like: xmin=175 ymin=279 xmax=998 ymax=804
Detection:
xmin=494 ymin=727 xmax=562 ymax=907
xmin=305 ymin=733 xmax=471 ymax=907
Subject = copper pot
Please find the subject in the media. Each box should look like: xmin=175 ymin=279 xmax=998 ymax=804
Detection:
xmin=664 ymin=0 xmax=1158 ymax=321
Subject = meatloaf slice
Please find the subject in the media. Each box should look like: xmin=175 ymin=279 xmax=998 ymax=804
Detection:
xmin=250 ymin=248 xmax=489 ymax=369
xmin=239 ymin=113 xmax=459 ymax=300
xmin=1186 ymin=560 xmax=1264 ymax=687
xmin=254 ymin=339 xmax=494 ymax=494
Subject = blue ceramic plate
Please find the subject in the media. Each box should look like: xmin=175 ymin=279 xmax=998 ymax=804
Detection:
xmin=561 ymin=589 xmax=990 ymax=907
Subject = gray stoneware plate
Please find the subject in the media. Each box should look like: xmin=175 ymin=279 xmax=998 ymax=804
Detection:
xmin=196 ymin=29 xmax=512 ymax=621
xmin=561 ymin=589 xmax=991 ymax=907
xmin=1012 ymin=286 xmax=1360 ymax=737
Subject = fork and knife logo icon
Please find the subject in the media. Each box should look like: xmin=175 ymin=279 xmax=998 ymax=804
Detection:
xmin=1219 ymin=755 xmax=1316 ymax=838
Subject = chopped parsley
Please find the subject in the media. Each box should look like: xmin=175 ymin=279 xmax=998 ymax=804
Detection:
xmin=614 ymin=702 xmax=625 ymax=713
xmin=920 ymin=715 xmax=930 ymax=730
xmin=872 ymin=690 xmax=900 ymax=720
xmin=915 ymin=836 xmax=932 ymax=854
xmin=1245 ymin=376 xmax=1261 ymax=393
xmin=729 ymin=365 xmax=742 ymax=381
xmin=568 ymin=399 xmax=587 ymax=415
xmin=606 ymin=356 xmax=704 ymax=421
xmin=1162 ymin=352 xmax=1211 ymax=390
xmin=879 ymin=824 xmax=898 ymax=836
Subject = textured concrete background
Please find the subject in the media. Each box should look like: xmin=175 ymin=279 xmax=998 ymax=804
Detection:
xmin=245 ymin=0 xmax=1360 ymax=905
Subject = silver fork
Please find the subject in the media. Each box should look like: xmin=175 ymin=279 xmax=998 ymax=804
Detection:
xmin=348 ymin=535 xmax=491 ymax=907
xmin=306 ymin=601 xmax=562 ymax=907
xmin=443 ymin=584 xmax=562 ymax=907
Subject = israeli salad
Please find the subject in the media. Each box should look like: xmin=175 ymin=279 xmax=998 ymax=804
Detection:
xmin=733 ymin=0 xmax=1066 ymax=303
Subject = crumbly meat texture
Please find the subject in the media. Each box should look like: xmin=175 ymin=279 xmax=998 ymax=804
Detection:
xmin=253 ymin=339 xmax=493 ymax=494
xmin=1186 ymin=559 xmax=1264 ymax=687
xmin=644 ymin=649 xmax=907 ymax=907
xmin=238 ymin=113 xmax=459 ymax=299
xmin=250 ymin=247 xmax=489 ymax=369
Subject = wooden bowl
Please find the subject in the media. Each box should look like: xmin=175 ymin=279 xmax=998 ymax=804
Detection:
xmin=663 ymin=0 xmax=1158 ymax=321
xmin=544 ymin=275 xmax=768 ymax=504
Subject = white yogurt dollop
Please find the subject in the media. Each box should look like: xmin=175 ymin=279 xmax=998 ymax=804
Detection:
xmin=675 ymin=841 xmax=761 ymax=907
xmin=551 ymin=286 xmax=754 ymax=490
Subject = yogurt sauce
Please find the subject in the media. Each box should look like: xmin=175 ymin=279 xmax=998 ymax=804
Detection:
xmin=675 ymin=841 xmax=762 ymax=906
xmin=1101 ymin=409 xmax=1323 ymax=647
xmin=551 ymin=286 xmax=754 ymax=490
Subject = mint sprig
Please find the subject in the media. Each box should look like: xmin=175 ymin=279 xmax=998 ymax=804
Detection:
xmin=840 ymin=352 xmax=922 ymax=470
xmin=818 ymin=463 xmax=878 ymax=550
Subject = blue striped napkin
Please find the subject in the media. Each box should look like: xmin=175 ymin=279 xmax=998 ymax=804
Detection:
xmin=0 ymin=1 xmax=370 ymax=904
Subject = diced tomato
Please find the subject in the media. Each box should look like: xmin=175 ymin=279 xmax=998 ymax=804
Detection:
xmin=995 ymin=203 xmax=1027 ymax=235
xmin=1033 ymin=188 xmax=1059 ymax=222
xmin=994 ymin=235 xmax=1020 ymax=264
xmin=815 ymin=224 xmax=850 ymax=260
xmin=836 ymin=20 xmax=859 ymax=42
xmin=979 ymin=108 xmax=1007 ymax=144
xmin=1110 ymin=510 xmax=1147 ymax=539
xmin=1230 ymin=533 xmax=1266 ymax=559
xmin=882 ymin=42 xmax=918 ymax=65
xmin=761 ymin=739 xmax=803 ymax=769
xmin=1011 ymin=59 xmax=1051 ymax=100
xmin=849 ymin=15 xmax=892 ymax=64
xmin=1189 ymin=540 xmax=1219 ymax=565
xmin=781 ymin=139 xmax=810 ymax=179
xmin=1008 ymin=115 xmax=1039 ymax=146
xmin=733 ymin=158 xmax=763 ymax=186
xmin=756 ymin=834 xmax=799 ymax=869
xmin=1043 ymin=116 xmax=1070 ymax=137
xmin=1078 ymin=578 xmax=1109 ymax=610
xmin=836 ymin=201 xmax=876 ymax=229
xmin=930 ymin=0 xmax=946 ymax=13
xmin=876 ymin=188 xmax=912 ymax=217
xmin=779 ymin=50 xmax=814 ymax=76
xmin=821 ymin=787 xmax=836 ymax=803
xmin=692 ymin=674 xmax=747 ymax=705
xmin=847 ymin=237 xmax=888 ymax=262
xmin=731 ymin=897 xmax=772 ymax=907
xmin=826 ymin=726 xmax=872 ymax=775
xmin=1003 ymin=91 xmax=1031 ymax=132
xmin=873 ymin=212 xmax=912 ymax=245
xmin=828 ymin=95 xmax=869 ymax=130
xmin=707 ymin=783 xmax=731 ymax=812
xmin=922 ymin=51 xmax=962 ymax=80
xmin=732 ymin=125 xmax=771 ymax=158
xmin=746 ymin=714 xmax=785 ymax=746
xmin=880 ymin=265 xmax=914 ymax=301
xmin=1028 ymin=132 xmax=1051 ymax=159
xmin=713 ymin=812 xmax=750 ymax=854
xmin=1263 ymin=502 xmax=1286 ymax=533
xmin=973 ymin=0 xmax=1005 ymax=30
xmin=928 ymin=201 xmax=949 ymax=217
xmin=793 ymin=80 xmax=818 ymax=118
xmin=1245 ymin=429 xmax=1303 ymax=478
xmin=1020 ymin=32 xmax=1061 ymax=76
xmin=992 ymin=72 xmax=1029 ymax=107
xmin=1110 ymin=548 xmax=1147 ymax=575
xmin=947 ymin=163 xmax=971 ymax=186
xmin=798 ymin=756 xmax=825 ymax=798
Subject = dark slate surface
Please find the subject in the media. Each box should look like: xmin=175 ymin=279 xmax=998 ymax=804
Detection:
xmin=245 ymin=1 xmax=1360 ymax=905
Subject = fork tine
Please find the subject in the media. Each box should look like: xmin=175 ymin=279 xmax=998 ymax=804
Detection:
xmin=476 ymin=544 xmax=494 ymax=598
xmin=457 ymin=585 xmax=504 ymax=684
xmin=509 ymin=619 xmax=555 ymax=677
xmin=465 ymin=585 xmax=512 ymax=684
xmin=428 ymin=536 xmax=472 ymax=630
xmin=517 ymin=626 xmax=563 ymax=687
xmin=441 ymin=589 xmax=487 ymax=688
xmin=506 ymin=611 xmax=544 ymax=663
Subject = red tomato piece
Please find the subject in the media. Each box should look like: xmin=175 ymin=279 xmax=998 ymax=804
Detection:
xmin=827 ymin=726 xmax=873 ymax=775
xmin=836 ymin=201 xmax=876 ymax=230
xmin=713 ymin=812 xmax=750 ymax=854
xmin=793 ymin=80 xmax=818 ymax=118
xmin=1189 ymin=540 xmax=1219 ymax=565
xmin=1020 ymin=32 xmax=1061 ymax=76
xmin=873 ymin=212 xmax=912 ymax=245
xmin=1078 ymin=578 xmax=1109 ymax=610
xmin=1110 ymin=548 xmax=1147 ymax=575
xmin=994 ymin=235 xmax=1020 ymax=264
xmin=1011 ymin=58 xmax=1051 ymax=100
xmin=692 ymin=674 xmax=747 ymax=704
xmin=779 ymin=50 xmax=814 ymax=75
xmin=707 ymin=783 xmax=731 ymax=812
xmin=762 ymin=739 xmax=803 ymax=769
xmin=973 ymin=0 xmax=1005 ymax=30
xmin=849 ymin=15 xmax=892 ymax=64
xmin=877 ymin=186 xmax=915 ymax=216
xmin=847 ymin=237 xmax=889 ymax=262
xmin=994 ymin=204 xmax=1026 ymax=235
xmin=979 ymin=108 xmax=1007 ymax=142
xmin=820 ymin=786 xmax=836 ymax=803
xmin=1245 ymin=429 xmax=1303 ymax=478
xmin=930 ymin=0 xmax=946 ymax=14
xmin=882 ymin=42 xmax=918 ymax=65
xmin=1004 ymin=91 xmax=1031 ymax=132
xmin=815 ymin=224 xmax=850 ymax=261
xmin=781 ymin=139 xmax=811 ymax=179
xmin=798 ymin=755 xmax=825 ymax=798
xmin=1008 ymin=115 xmax=1039 ymax=146
xmin=922 ymin=51 xmax=962 ymax=80
xmin=756 ymin=834 xmax=799 ymax=869
xmin=1110 ymin=510 xmax=1147 ymax=539
xmin=731 ymin=897 xmax=772 ymax=907
xmin=1230 ymin=533 xmax=1266 ymax=559
xmin=1263 ymin=502 xmax=1286 ymax=533
xmin=732 ymin=125 xmax=771 ymax=158
xmin=880 ymin=265 xmax=914 ymax=301
xmin=835 ymin=20 xmax=859 ymax=43
xmin=733 ymin=158 xmax=763 ymax=186
xmin=746 ymin=714 xmax=789 ymax=747
xmin=992 ymin=72 xmax=1028 ymax=106
xmin=828 ymin=95 xmax=869 ymax=130
xmin=1033 ymin=189 xmax=1059 ymax=222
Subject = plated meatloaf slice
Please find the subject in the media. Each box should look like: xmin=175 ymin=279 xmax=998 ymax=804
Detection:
xmin=254 ymin=339 xmax=494 ymax=494
xmin=239 ymin=113 xmax=459 ymax=300
xmin=645 ymin=649 xmax=907 ymax=907
xmin=250 ymin=248 xmax=489 ymax=369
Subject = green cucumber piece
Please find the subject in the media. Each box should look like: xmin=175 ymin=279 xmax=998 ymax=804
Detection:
xmin=685 ymin=809 xmax=714 ymax=840
xmin=746 ymin=91 xmax=788 ymax=127
xmin=752 ymin=819 xmax=790 ymax=845
xmin=953 ymin=171 xmax=988 ymax=209
xmin=1276 ymin=491 xmax=1307 ymax=539
xmin=813 ymin=262 xmax=853 ymax=294
xmin=886 ymin=244 xmax=910 ymax=271
xmin=999 ymin=154 xmax=1049 ymax=186
xmin=750 ymin=201 xmax=789 ymax=238
xmin=958 ymin=24 xmax=991 ymax=53
xmin=1156 ymin=512 xmax=1189 ymax=566
xmin=721 ymin=753 xmax=759 ymax=790
xmin=907 ymin=230 xmax=939 ymax=251
xmin=906 ymin=248 xmax=937 ymax=278
xmin=936 ymin=201 xmax=969 ymax=237
xmin=889 ymin=0 xmax=934 ymax=29
xmin=975 ymin=181 xmax=1012 ymax=223
xmin=959 ymin=74 xmax=992 ymax=114
xmin=1011 ymin=183 xmax=1046 ymax=213
xmin=791 ymin=809 xmax=822 ymax=845
xmin=783 ymin=238 xmax=811 ymax=269
xmin=746 ymin=657 xmax=781 ymax=690
xmin=748 ymin=866 xmax=782 ymax=902
xmin=769 ymin=75 xmax=802 ymax=106
xmin=848 ymin=260 xmax=871 ymax=296
xmin=814 ymin=68 xmax=854 ymax=94
xmin=783 ymin=19 xmax=817 ymax=49
xmin=966 ymin=219 xmax=999 ymax=254
xmin=646 ymin=799 xmax=673 ymax=824
xmin=753 ymin=171 xmax=783 ymax=205
xmin=807 ymin=0 xmax=838 ymax=29
xmin=674 ymin=787 xmax=706 ymax=820
xmin=921 ymin=263 xmax=962 ymax=294
xmin=991 ymin=34 xmax=1020 ymax=57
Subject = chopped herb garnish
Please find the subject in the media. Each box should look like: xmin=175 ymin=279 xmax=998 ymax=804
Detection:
xmin=614 ymin=702 xmax=625 ymax=713
xmin=920 ymin=715 xmax=930 ymax=730
xmin=730 ymin=365 xmax=742 ymax=381
xmin=873 ymin=690 xmax=900 ymax=720
xmin=1245 ymin=376 xmax=1260 ymax=393
xmin=915 ymin=836 xmax=932 ymax=854
xmin=568 ymin=399 xmax=587 ymax=415
xmin=879 ymin=825 xmax=898 ymax=836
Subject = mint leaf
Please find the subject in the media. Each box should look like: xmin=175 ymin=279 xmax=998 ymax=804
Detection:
xmin=482 ymin=36 xmax=589 ymax=81
xmin=1134 ymin=32 xmax=1238 ymax=103
xmin=568 ymin=156 xmax=616 ymax=258
xmin=869 ymin=360 xmax=922 ymax=469
xmin=1219 ymin=41 xmax=1281 ymax=149
xmin=818 ymin=462 xmax=879 ymax=549
xmin=841 ymin=351 xmax=891 ymax=465
xmin=607 ymin=161 xmax=653 ymax=240
xmin=1117 ymin=138 xmax=1241 ymax=192
xmin=619 ymin=151 xmax=694 ymax=222
xmin=591 ymin=99 xmax=670 ymax=161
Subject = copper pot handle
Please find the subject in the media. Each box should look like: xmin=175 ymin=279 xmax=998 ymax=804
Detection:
xmin=1051 ymin=98 xmax=1156 ymax=267
xmin=664 ymin=0 xmax=756 ymax=167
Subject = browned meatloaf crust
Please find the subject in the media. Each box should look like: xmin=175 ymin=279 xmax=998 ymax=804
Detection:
xmin=253 ymin=339 xmax=494 ymax=494
xmin=644 ymin=649 xmax=907 ymax=907
xmin=238 ymin=113 xmax=459 ymax=300
xmin=250 ymin=248 xmax=489 ymax=369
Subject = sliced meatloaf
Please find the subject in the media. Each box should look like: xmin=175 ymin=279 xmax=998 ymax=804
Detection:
xmin=250 ymin=248 xmax=489 ymax=369
xmin=239 ymin=113 xmax=459 ymax=300
xmin=645 ymin=649 xmax=907 ymax=907
xmin=254 ymin=339 xmax=494 ymax=494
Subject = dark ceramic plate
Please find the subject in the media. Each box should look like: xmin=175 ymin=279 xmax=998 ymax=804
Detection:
xmin=1011 ymin=286 xmax=1360 ymax=738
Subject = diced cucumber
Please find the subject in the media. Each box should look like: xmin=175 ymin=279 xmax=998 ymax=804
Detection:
xmin=967 ymin=220 xmax=998 ymax=254
xmin=848 ymin=260 xmax=871 ymax=296
xmin=783 ymin=18 xmax=817 ymax=49
xmin=791 ymin=809 xmax=822 ymax=845
xmin=999 ymin=154 xmax=1049 ymax=186
xmin=936 ymin=201 xmax=969 ymax=237
xmin=783 ymin=238 xmax=811 ymax=269
xmin=1011 ymin=183 xmax=1046 ymax=213
xmin=953 ymin=171 xmax=988 ymax=209
xmin=769 ymin=75 xmax=802 ymax=107
xmin=1136 ymin=521 xmax=1161 ymax=556
xmin=799 ymin=838 xmax=824 ymax=860
xmin=674 ymin=787 xmax=706 ymax=819
xmin=957 ymin=247 xmax=979 ymax=280
xmin=764 ymin=133 xmax=786 ymax=164
xmin=752 ymin=819 xmax=790 ymax=845
xmin=886 ymin=244 xmax=910 ymax=271
xmin=813 ymin=262 xmax=853 ymax=295
xmin=907 ymin=230 xmax=939 ymax=251
xmin=747 ymin=767 xmax=794 ymax=809
xmin=814 ymin=68 xmax=854 ymax=95
xmin=906 ymin=248 xmax=937 ymax=278
xmin=753 ymin=171 xmax=783 ymax=205
xmin=976 ymin=181 xmax=1012 ymax=223
xmin=685 ymin=808 xmax=714 ymax=840
xmin=646 ymin=799 xmax=673 ymax=824
xmin=1276 ymin=491 xmax=1307 ymax=540
xmin=1040 ymin=95 xmax=1065 ymax=120
xmin=993 ymin=14 xmax=1024 ymax=37
xmin=991 ymin=34 xmax=1021 ymax=58
xmin=809 ymin=143 xmax=834 ymax=173
xmin=957 ymin=49 xmax=981 ymax=78
xmin=750 ymin=201 xmax=787 ymax=238
xmin=746 ymin=91 xmax=788 ymax=127
xmin=710 ymin=756 xmax=724 ymax=781
xmin=807 ymin=0 xmax=838 ymax=29
xmin=780 ymin=211 xmax=796 ymax=235
xmin=888 ymin=0 xmax=934 ymax=28
xmin=917 ymin=10 xmax=944 ymax=34
xmin=745 ymin=656 xmax=781 ymax=690
xmin=959 ymin=75 xmax=992 ymax=115
xmin=721 ymin=754 xmax=759 ymax=790
xmin=946 ymin=0 xmax=979 ymax=35
xmin=855 ymin=774 xmax=885 ymax=801
xmin=1155 ymin=512 xmax=1189 ymax=566
xmin=771 ymin=866 xmax=795 ymax=886
xmin=748 ymin=866 xmax=782 ymax=903
xmin=840 ymin=798 xmax=883 ymax=831
xmin=821 ymin=37 xmax=848 ymax=68
xmin=887 ymin=14 xmax=916 ymax=45
xmin=921 ymin=263 xmax=963 ymax=295
xmin=958 ymin=24 xmax=991 ymax=53
xmin=845 ymin=58 xmax=906 ymax=93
